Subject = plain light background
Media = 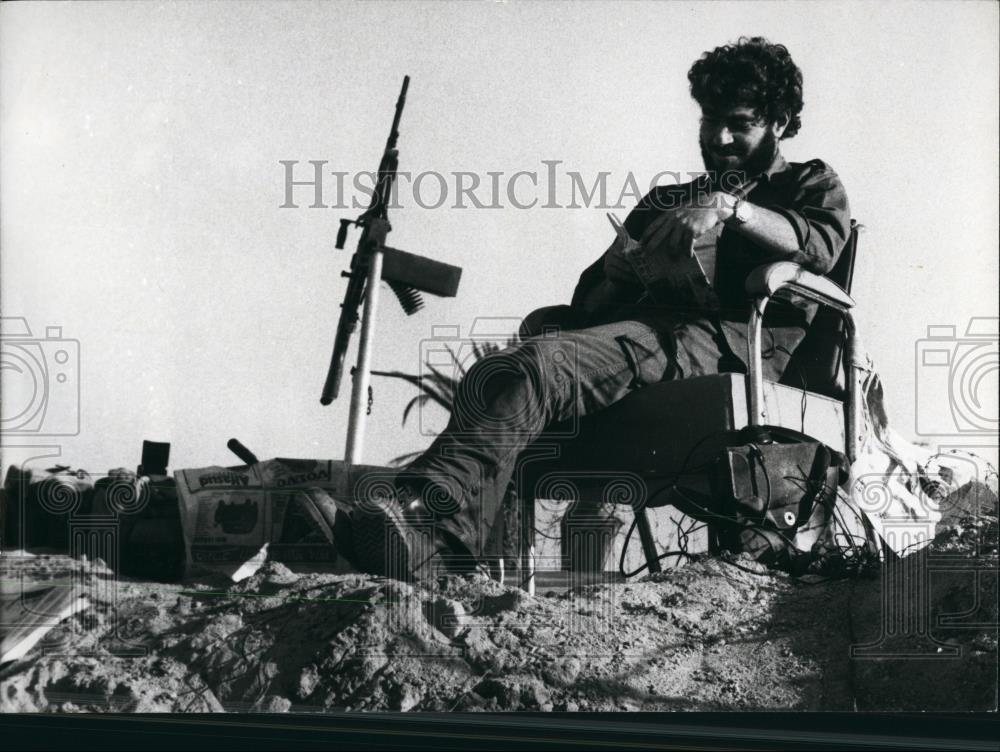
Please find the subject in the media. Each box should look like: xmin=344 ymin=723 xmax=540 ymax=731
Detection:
xmin=2 ymin=1 xmax=997 ymax=474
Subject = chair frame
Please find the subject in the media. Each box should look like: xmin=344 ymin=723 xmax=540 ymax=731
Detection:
xmin=746 ymin=259 xmax=861 ymax=464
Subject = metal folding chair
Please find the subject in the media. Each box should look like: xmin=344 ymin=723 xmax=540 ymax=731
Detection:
xmin=515 ymin=222 xmax=863 ymax=593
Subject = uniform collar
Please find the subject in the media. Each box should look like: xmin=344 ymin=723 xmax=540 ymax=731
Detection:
xmin=735 ymin=152 xmax=789 ymax=198
xmin=758 ymin=151 xmax=789 ymax=182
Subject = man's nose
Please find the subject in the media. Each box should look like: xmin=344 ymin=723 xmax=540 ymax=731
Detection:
xmin=711 ymin=126 xmax=734 ymax=147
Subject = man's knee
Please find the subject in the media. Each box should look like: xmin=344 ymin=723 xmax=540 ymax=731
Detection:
xmin=452 ymin=338 xmax=561 ymax=430
xmin=453 ymin=348 xmax=534 ymax=424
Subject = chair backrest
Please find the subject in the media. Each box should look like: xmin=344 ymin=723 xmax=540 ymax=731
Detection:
xmin=778 ymin=220 xmax=860 ymax=399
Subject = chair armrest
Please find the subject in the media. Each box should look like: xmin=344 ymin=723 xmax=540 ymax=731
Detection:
xmin=745 ymin=261 xmax=855 ymax=312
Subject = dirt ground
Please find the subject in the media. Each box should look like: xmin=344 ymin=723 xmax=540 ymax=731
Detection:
xmin=2 ymin=496 xmax=996 ymax=713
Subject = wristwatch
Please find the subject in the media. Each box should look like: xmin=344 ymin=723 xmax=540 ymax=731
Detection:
xmin=729 ymin=196 xmax=753 ymax=225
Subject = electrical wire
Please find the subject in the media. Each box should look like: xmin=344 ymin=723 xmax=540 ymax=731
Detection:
xmin=617 ymin=513 xmax=700 ymax=579
xmin=616 ymin=420 xmax=884 ymax=582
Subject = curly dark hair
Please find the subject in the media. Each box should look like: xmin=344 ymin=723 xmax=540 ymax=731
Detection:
xmin=688 ymin=37 xmax=804 ymax=139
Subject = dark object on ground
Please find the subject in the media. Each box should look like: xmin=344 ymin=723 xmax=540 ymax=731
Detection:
xmin=711 ymin=430 xmax=845 ymax=569
xmin=1 ymin=465 xmax=95 ymax=551
xmin=137 ymin=440 xmax=170 ymax=477
xmin=226 ymin=438 xmax=259 ymax=466
xmin=116 ymin=474 xmax=186 ymax=583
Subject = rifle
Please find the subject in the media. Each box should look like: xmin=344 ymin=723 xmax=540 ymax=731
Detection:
xmin=320 ymin=76 xmax=462 ymax=462
xmin=321 ymin=76 xmax=408 ymax=405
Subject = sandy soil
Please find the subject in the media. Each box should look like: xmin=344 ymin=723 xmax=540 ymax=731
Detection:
xmin=1 ymin=497 xmax=995 ymax=713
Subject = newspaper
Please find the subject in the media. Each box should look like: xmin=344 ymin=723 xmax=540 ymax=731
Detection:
xmin=173 ymin=458 xmax=384 ymax=579
xmin=607 ymin=212 xmax=719 ymax=309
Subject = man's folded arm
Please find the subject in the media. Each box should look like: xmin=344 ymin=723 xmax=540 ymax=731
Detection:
xmin=736 ymin=164 xmax=852 ymax=275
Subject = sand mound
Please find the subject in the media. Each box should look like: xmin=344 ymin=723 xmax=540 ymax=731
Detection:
xmin=2 ymin=493 xmax=995 ymax=713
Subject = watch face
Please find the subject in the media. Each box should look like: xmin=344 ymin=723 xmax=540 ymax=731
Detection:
xmin=735 ymin=200 xmax=751 ymax=223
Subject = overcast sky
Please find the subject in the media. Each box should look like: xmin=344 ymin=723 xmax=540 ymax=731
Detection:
xmin=2 ymin=1 xmax=997 ymax=475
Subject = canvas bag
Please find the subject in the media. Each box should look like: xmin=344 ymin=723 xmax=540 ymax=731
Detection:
xmin=668 ymin=425 xmax=865 ymax=573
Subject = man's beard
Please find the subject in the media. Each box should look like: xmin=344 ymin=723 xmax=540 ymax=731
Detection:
xmin=700 ymin=128 xmax=779 ymax=188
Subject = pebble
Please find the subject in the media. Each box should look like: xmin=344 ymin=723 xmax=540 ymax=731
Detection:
xmin=398 ymin=685 xmax=422 ymax=712
xmin=523 ymin=679 xmax=550 ymax=708
xmin=298 ymin=665 xmax=319 ymax=699
xmin=252 ymin=695 xmax=292 ymax=713
xmin=542 ymin=656 xmax=582 ymax=687
xmin=423 ymin=597 xmax=471 ymax=638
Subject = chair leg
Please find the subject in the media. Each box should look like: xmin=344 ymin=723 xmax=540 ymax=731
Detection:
xmin=634 ymin=506 xmax=662 ymax=574
xmin=526 ymin=543 xmax=536 ymax=596
xmin=519 ymin=489 xmax=536 ymax=595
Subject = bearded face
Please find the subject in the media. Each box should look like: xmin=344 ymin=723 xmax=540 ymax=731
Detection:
xmin=698 ymin=104 xmax=783 ymax=185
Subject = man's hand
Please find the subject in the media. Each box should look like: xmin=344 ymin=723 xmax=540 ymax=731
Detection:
xmin=641 ymin=191 xmax=735 ymax=257
xmin=603 ymin=239 xmax=641 ymax=286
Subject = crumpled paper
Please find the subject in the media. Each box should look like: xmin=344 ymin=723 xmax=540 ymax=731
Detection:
xmin=848 ymin=345 xmax=998 ymax=557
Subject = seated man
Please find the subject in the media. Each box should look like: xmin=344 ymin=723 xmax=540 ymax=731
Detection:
xmin=343 ymin=36 xmax=851 ymax=582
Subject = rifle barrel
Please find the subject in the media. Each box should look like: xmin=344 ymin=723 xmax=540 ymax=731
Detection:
xmin=387 ymin=75 xmax=409 ymax=152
